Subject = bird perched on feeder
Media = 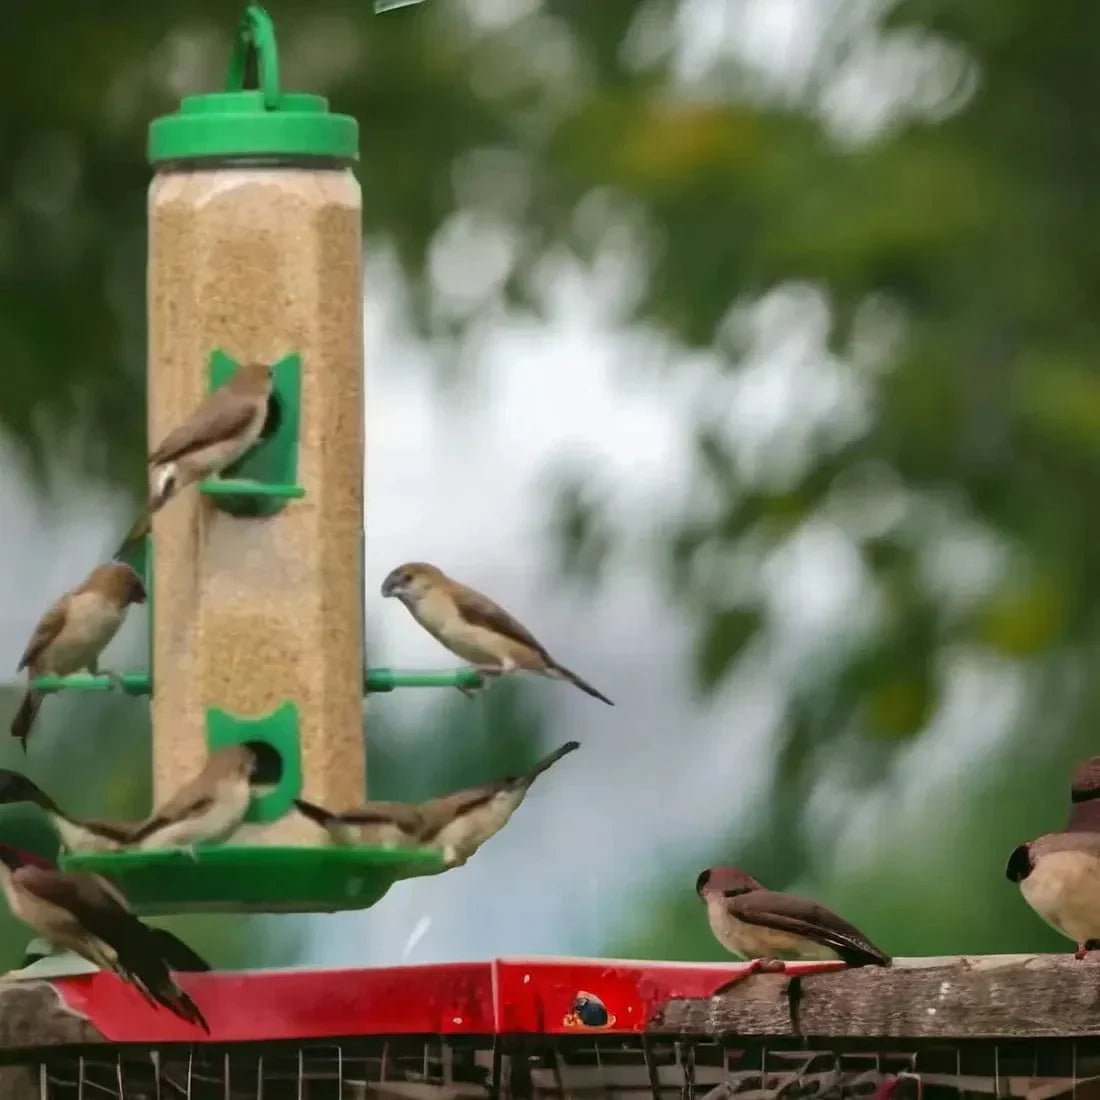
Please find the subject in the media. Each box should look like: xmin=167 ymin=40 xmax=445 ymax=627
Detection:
xmin=0 ymin=844 xmax=208 ymax=1030
xmin=146 ymin=360 xmax=274 ymax=517
xmin=415 ymin=740 xmax=581 ymax=868
xmin=380 ymin=562 xmax=613 ymax=705
xmin=128 ymin=745 xmax=258 ymax=856
xmin=10 ymin=561 xmax=147 ymax=751
xmin=695 ymin=867 xmax=891 ymax=974
xmin=0 ymin=770 xmax=139 ymax=853
xmin=1007 ymin=758 xmax=1100 ymax=959
xmin=296 ymin=740 xmax=581 ymax=870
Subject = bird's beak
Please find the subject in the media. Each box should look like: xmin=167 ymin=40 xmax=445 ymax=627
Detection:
xmin=381 ymin=576 xmax=400 ymax=598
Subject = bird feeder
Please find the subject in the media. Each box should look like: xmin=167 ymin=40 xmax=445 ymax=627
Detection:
xmin=54 ymin=3 xmax=484 ymax=913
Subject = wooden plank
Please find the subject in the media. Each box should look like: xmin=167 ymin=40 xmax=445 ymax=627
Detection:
xmin=649 ymin=954 xmax=1100 ymax=1039
xmin=0 ymin=979 xmax=104 ymax=1049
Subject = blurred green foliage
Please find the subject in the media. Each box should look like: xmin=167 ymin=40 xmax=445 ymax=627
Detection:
xmin=2 ymin=0 xmax=1099 ymax=968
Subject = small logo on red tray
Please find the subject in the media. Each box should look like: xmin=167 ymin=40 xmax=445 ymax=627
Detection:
xmin=562 ymin=991 xmax=617 ymax=1029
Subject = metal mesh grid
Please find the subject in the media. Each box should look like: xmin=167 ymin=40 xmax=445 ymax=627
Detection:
xmin=18 ymin=1036 xmax=1100 ymax=1099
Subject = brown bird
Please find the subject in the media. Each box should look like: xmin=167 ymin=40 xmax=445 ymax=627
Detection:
xmin=14 ymin=847 xmax=211 ymax=975
xmin=381 ymin=562 xmax=613 ymax=705
xmin=1006 ymin=783 xmax=1100 ymax=959
xmin=297 ymin=740 xmax=580 ymax=870
xmin=415 ymin=740 xmax=581 ymax=867
xmin=128 ymin=745 xmax=257 ymax=855
xmin=11 ymin=561 xmax=147 ymax=751
xmin=696 ymin=867 xmax=891 ymax=968
xmin=147 ymin=360 xmax=273 ymax=514
xmin=0 ymin=770 xmax=138 ymax=853
xmin=0 ymin=845 xmax=208 ymax=1030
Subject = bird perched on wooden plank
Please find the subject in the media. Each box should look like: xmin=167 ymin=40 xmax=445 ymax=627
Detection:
xmin=128 ymin=745 xmax=257 ymax=855
xmin=0 ymin=844 xmax=208 ymax=1030
xmin=696 ymin=866 xmax=891 ymax=974
xmin=1007 ymin=759 xmax=1100 ymax=959
xmin=297 ymin=741 xmax=580 ymax=870
xmin=147 ymin=360 xmax=273 ymax=516
xmin=11 ymin=561 xmax=146 ymax=751
xmin=380 ymin=562 xmax=613 ymax=705
xmin=0 ymin=770 xmax=138 ymax=853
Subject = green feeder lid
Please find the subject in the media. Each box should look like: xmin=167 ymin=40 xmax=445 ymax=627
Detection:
xmin=148 ymin=3 xmax=358 ymax=164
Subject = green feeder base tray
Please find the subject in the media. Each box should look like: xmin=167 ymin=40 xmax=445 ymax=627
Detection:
xmin=60 ymin=844 xmax=445 ymax=916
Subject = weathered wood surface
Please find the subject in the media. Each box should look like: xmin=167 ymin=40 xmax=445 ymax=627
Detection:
xmin=651 ymin=954 xmax=1100 ymax=1039
xmin=0 ymin=978 xmax=105 ymax=1048
xmin=0 ymin=980 xmax=105 ymax=1100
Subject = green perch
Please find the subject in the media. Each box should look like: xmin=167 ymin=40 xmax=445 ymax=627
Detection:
xmin=32 ymin=667 xmax=486 ymax=696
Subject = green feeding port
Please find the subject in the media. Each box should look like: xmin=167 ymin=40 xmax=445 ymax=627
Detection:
xmin=200 ymin=350 xmax=304 ymax=516
xmin=59 ymin=844 xmax=445 ymax=916
xmin=206 ymin=700 xmax=302 ymax=824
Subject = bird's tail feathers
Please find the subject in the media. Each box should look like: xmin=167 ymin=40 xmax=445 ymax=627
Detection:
xmin=294 ymin=798 xmax=335 ymax=827
xmin=522 ymin=740 xmax=581 ymax=787
xmin=840 ymin=942 xmax=891 ymax=968
xmin=547 ymin=663 xmax=614 ymax=706
xmin=147 ymin=928 xmax=211 ymax=972
xmin=119 ymin=948 xmax=210 ymax=1031
xmin=10 ymin=691 xmax=41 ymax=752
xmin=115 ymin=507 xmax=151 ymax=559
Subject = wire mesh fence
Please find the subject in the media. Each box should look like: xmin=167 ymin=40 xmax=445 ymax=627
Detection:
xmin=14 ymin=1035 xmax=1100 ymax=1099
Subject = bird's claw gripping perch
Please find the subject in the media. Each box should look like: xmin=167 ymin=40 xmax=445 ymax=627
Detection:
xmin=711 ymin=957 xmax=787 ymax=995
xmin=102 ymin=670 xmax=128 ymax=693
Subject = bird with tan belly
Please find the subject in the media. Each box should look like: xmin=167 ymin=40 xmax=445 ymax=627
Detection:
xmin=696 ymin=866 xmax=891 ymax=976
xmin=1006 ymin=754 xmax=1100 ymax=959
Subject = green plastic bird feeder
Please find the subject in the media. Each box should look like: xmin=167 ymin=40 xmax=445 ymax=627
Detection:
xmin=46 ymin=1 xmax=459 ymax=916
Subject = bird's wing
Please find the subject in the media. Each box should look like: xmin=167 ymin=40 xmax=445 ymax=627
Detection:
xmin=451 ymin=584 xmax=551 ymax=657
xmin=17 ymin=595 xmax=70 ymax=672
xmin=146 ymin=928 xmax=211 ymax=972
xmin=127 ymin=773 xmax=214 ymax=843
xmin=729 ymin=889 xmax=890 ymax=965
xmin=148 ymin=388 xmax=256 ymax=465
xmin=83 ymin=819 xmax=142 ymax=844
xmin=337 ymin=800 xmax=424 ymax=831
xmin=16 ymin=867 xmax=139 ymax=943
xmin=90 ymin=873 xmax=135 ymax=911
xmin=417 ymin=789 xmax=498 ymax=840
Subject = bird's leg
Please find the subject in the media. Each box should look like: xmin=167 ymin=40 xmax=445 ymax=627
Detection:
xmin=175 ymin=845 xmax=201 ymax=863
xmin=100 ymin=669 xmax=128 ymax=692
xmin=711 ymin=957 xmax=785 ymax=995
xmin=1076 ymin=940 xmax=1100 ymax=959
